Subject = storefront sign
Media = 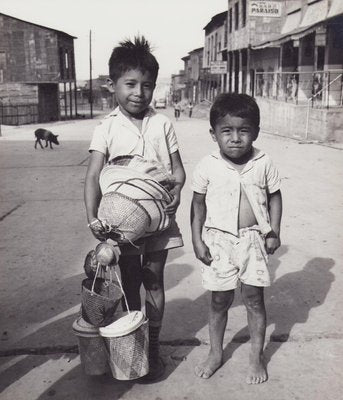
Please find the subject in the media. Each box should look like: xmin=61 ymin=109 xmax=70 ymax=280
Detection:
xmin=249 ymin=1 xmax=282 ymax=18
xmin=210 ymin=61 xmax=227 ymax=74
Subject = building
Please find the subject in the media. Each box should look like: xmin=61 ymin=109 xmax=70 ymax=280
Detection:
xmin=202 ymin=11 xmax=228 ymax=101
xmin=180 ymin=47 xmax=204 ymax=104
xmin=179 ymin=1 xmax=343 ymax=142
xmin=170 ymin=70 xmax=186 ymax=103
xmin=248 ymin=0 xmax=343 ymax=141
xmin=0 ymin=13 xmax=77 ymax=125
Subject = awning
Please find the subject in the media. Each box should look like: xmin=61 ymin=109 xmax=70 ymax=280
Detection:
xmin=251 ymin=0 xmax=343 ymax=51
xmin=281 ymin=10 xmax=302 ymax=35
xmin=252 ymin=22 xmax=325 ymax=49
xmin=327 ymin=0 xmax=343 ymax=19
xmin=300 ymin=0 xmax=328 ymax=28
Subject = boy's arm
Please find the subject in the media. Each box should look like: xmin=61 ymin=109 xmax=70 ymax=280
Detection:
xmin=164 ymin=150 xmax=186 ymax=215
xmin=84 ymin=150 xmax=107 ymax=240
xmin=265 ymin=189 xmax=282 ymax=254
xmin=191 ymin=192 xmax=213 ymax=265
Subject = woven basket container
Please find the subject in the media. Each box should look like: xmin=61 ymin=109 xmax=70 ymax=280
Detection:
xmin=98 ymin=165 xmax=173 ymax=243
xmin=98 ymin=192 xmax=150 ymax=243
xmin=81 ymin=278 xmax=123 ymax=328
xmin=108 ymin=155 xmax=174 ymax=188
xmin=72 ymin=317 xmax=109 ymax=375
xmin=100 ymin=312 xmax=149 ymax=380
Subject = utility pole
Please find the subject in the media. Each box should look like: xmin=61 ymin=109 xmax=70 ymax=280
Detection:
xmin=89 ymin=29 xmax=93 ymax=119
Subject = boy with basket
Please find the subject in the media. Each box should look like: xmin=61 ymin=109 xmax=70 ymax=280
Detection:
xmin=191 ymin=93 xmax=282 ymax=384
xmin=84 ymin=36 xmax=186 ymax=380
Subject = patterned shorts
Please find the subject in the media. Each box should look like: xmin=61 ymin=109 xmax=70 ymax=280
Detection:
xmin=201 ymin=226 xmax=270 ymax=291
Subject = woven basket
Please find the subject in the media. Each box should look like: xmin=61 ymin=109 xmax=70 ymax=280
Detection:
xmin=107 ymin=155 xmax=174 ymax=189
xmin=81 ymin=278 xmax=123 ymax=327
xmin=98 ymin=165 xmax=173 ymax=244
xmin=98 ymin=191 xmax=150 ymax=243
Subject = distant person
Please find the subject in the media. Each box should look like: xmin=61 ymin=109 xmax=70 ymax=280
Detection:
xmin=84 ymin=36 xmax=186 ymax=381
xmin=174 ymin=101 xmax=181 ymax=120
xmin=187 ymin=101 xmax=193 ymax=118
xmin=190 ymin=93 xmax=282 ymax=384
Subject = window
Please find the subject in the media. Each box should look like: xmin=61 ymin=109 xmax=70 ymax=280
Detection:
xmin=65 ymin=51 xmax=69 ymax=69
xmin=242 ymin=0 xmax=246 ymax=27
xmin=229 ymin=9 xmax=232 ymax=33
xmin=0 ymin=51 xmax=6 ymax=83
xmin=207 ymin=38 xmax=210 ymax=64
xmin=224 ymin=19 xmax=228 ymax=47
xmin=59 ymin=47 xmax=64 ymax=79
xmin=34 ymin=31 xmax=41 ymax=60
xmin=235 ymin=2 xmax=239 ymax=30
xmin=215 ymin=33 xmax=218 ymax=61
xmin=0 ymin=51 xmax=6 ymax=68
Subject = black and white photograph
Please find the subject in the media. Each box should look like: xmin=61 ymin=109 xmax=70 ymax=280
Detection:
xmin=0 ymin=1 xmax=342 ymax=399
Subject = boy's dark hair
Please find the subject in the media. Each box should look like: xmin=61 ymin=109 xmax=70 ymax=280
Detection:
xmin=210 ymin=93 xmax=260 ymax=129
xmin=109 ymin=36 xmax=159 ymax=83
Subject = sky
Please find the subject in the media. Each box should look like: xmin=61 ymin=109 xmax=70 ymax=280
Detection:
xmin=1 ymin=0 xmax=228 ymax=82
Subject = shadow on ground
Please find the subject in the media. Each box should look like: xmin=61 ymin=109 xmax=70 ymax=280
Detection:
xmin=222 ymin=255 xmax=335 ymax=369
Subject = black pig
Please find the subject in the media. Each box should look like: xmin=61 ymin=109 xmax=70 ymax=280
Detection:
xmin=34 ymin=128 xmax=59 ymax=149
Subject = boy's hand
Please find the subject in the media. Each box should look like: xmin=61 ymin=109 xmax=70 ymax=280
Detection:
xmin=265 ymin=231 xmax=281 ymax=254
xmin=193 ymin=239 xmax=213 ymax=266
xmin=164 ymin=188 xmax=181 ymax=215
xmin=88 ymin=218 xmax=107 ymax=241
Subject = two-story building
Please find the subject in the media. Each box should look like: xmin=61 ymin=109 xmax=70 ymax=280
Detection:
xmin=0 ymin=13 xmax=77 ymax=124
xmin=181 ymin=47 xmax=204 ymax=104
xmin=248 ymin=0 xmax=343 ymax=141
xmin=170 ymin=70 xmax=186 ymax=103
xmin=202 ymin=11 xmax=228 ymax=101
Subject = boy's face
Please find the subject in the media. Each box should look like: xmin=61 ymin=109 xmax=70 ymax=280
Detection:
xmin=210 ymin=113 xmax=259 ymax=163
xmin=108 ymin=69 xmax=156 ymax=118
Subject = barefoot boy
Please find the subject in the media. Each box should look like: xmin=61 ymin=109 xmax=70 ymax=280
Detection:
xmin=191 ymin=93 xmax=282 ymax=384
xmin=84 ymin=36 xmax=185 ymax=380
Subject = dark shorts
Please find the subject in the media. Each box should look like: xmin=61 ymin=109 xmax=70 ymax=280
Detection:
xmin=119 ymin=217 xmax=183 ymax=255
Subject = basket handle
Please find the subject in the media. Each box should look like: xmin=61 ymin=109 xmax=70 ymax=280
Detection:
xmin=90 ymin=261 xmax=114 ymax=293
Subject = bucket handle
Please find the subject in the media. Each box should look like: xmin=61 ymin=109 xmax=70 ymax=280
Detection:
xmin=90 ymin=261 xmax=131 ymax=317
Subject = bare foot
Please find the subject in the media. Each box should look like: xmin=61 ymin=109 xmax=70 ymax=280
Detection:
xmin=246 ymin=355 xmax=268 ymax=384
xmin=194 ymin=354 xmax=222 ymax=379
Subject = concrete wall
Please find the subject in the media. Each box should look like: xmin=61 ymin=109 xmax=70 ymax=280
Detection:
xmin=227 ymin=0 xmax=285 ymax=51
xmin=256 ymin=97 xmax=343 ymax=142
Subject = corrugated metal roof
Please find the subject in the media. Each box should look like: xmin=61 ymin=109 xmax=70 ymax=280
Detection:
xmin=0 ymin=12 xmax=77 ymax=39
xmin=203 ymin=11 xmax=227 ymax=32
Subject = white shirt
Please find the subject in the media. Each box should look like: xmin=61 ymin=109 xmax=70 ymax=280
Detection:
xmin=191 ymin=148 xmax=281 ymax=236
xmin=89 ymin=106 xmax=179 ymax=174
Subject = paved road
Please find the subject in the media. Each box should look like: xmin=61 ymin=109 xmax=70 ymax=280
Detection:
xmin=0 ymin=109 xmax=342 ymax=399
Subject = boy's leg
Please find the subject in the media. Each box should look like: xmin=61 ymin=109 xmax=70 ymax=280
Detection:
xmin=142 ymin=249 xmax=168 ymax=380
xmin=241 ymin=283 xmax=268 ymax=384
xmin=118 ymin=255 xmax=142 ymax=311
xmin=195 ymin=290 xmax=235 ymax=379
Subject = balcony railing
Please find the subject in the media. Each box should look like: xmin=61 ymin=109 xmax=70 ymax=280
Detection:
xmin=254 ymin=70 xmax=343 ymax=109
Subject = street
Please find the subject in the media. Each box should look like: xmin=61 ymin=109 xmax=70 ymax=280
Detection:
xmin=0 ymin=108 xmax=342 ymax=400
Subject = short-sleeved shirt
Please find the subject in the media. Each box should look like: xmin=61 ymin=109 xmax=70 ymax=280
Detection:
xmin=191 ymin=148 xmax=281 ymax=236
xmin=89 ymin=106 xmax=179 ymax=174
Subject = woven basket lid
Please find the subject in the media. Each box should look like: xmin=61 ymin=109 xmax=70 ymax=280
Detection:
xmin=72 ymin=316 xmax=99 ymax=337
xmin=99 ymin=311 xmax=145 ymax=338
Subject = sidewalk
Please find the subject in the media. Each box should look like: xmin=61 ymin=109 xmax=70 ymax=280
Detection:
xmin=0 ymin=113 xmax=342 ymax=399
